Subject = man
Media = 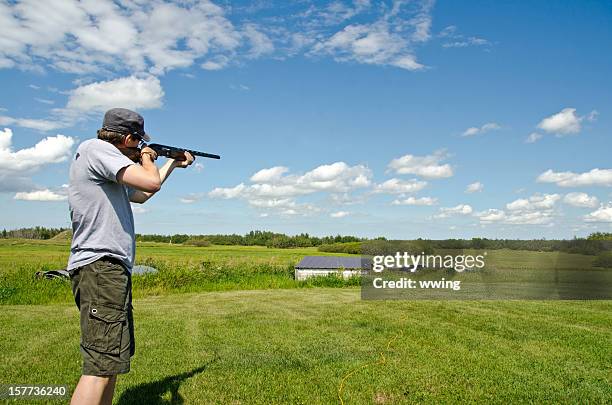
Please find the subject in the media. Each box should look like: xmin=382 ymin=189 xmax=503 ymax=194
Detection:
xmin=67 ymin=108 xmax=194 ymax=405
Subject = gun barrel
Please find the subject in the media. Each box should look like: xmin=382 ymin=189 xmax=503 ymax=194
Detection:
xmin=148 ymin=143 xmax=221 ymax=160
xmin=185 ymin=149 xmax=221 ymax=160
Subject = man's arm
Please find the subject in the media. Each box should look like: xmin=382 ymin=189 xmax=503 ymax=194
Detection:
xmin=129 ymin=151 xmax=195 ymax=203
xmin=117 ymin=149 xmax=161 ymax=193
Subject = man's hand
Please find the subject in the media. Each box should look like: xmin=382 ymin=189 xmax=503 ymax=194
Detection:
xmin=172 ymin=151 xmax=195 ymax=168
xmin=140 ymin=146 xmax=158 ymax=162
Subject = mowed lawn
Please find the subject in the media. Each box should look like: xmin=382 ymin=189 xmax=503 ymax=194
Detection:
xmin=1 ymin=289 xmax=611 ymax=404
xmin=1 ymin=240 xmax=611 ymax=403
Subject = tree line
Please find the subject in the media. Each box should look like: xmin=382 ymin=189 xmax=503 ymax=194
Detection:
xmin=2 ymin=227 xmax=611 ymax=254
xmin=136 ymin=230 xmax=364 ymax=248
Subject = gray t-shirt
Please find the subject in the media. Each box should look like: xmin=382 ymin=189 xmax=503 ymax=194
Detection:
xmin=67 ymin=139 xmax=136 ymax=272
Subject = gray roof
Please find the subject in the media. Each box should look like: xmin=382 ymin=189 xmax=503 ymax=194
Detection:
xmin=295 ymin=256 xmax=370 ymax=269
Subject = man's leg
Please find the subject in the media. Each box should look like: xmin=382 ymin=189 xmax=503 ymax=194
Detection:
xmin=70 ymin=374 xmax=116 ymax=405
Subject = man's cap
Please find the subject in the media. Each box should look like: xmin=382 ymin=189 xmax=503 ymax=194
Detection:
xmin=102 ymin=108 xmax=151 ymax=142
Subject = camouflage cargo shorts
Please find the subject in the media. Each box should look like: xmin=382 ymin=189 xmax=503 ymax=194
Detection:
xmin=70 ymin=257 xmax=135 ymax=376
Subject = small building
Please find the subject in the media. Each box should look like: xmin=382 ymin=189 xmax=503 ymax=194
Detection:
xmin=294 ymin=256 xmax=370 ymax=280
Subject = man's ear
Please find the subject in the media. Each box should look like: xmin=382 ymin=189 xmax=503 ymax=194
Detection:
xmin=124 ymin=134 xmax=136 ymax=145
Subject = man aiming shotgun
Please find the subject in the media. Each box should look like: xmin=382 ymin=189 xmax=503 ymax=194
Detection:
xmin=66 ymin=108 xmax=217 ymax=405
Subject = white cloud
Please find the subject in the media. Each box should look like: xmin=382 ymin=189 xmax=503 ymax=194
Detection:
xmin=0 ymin=128 xmax=75 ymax=172
xmin=388 ymin=151 xmax=453 ymax=179
xmin=248 ymin=198 xmax=295 ymax=208
xmin=587 ymin=110 xmax=599 ymax=122
xmin=442 ymin=37 xmax=490 ymax=48
xmin=0 ymin=0 xmax=242 ymax=75
xmin=391 ymin=196 xmax=437 ymax=206
xmin=243 ymin=24 xmax=274 ymax=58
xmin=131 ymin=204 xmax=148 ymax=214
xmin=14 ymin=189 xmax=66 ymax=201
xmin=536 ymin=107 xmax=597 ymax=136
xmin=314 ymin=0 xmax=372 ymax=26
xmin=209 ymin=161 xmax=371 ymax=215
xmin=584 ymin=204 xmax=612 ymax=223
xmin=435 ymin=204 xmax=472 ymax=218
xmin=250 ymin=166 xmax=289 ymax=183
xmin=476 ymin=209 xmax=505 ymax=223
xmin=374 ymin=178 xmax=427 ymax=194
xmin=0 ymin=116 xmax=65 ymax=132
xmin=311 ymin=22 xmax=424 ymax=71
xmin=465 ymin=182 xmax=483 ymax=193
xmin=179 ymin=193 xmax=205 ymax=204
xmin=194 ymin=163 xmax=204 ymax=173
xmin=537 ymin=108 xmax=580 ymax=134
xmin=563 ymin=192 xmax=599 ymax=208
xmin=330 ymin=211 xmax=349 ymax=218
xmin=537 ymin=169 xmax=612 ymax=187
xmin=35 ymin=98 xmax=55 ymax=105
xmin=461 ymin=122 xmax=500 ymax=137
xmin=439 ymin=26 xmax=491 ymax=48
xmin=506 ymin=194 xmax=560 ymax=211
xmin=525 ymin=132 xmax=543 ymax=143
xmin=209 ymin=183 xmax=247 ymax=199
xmin=477 ymin=193 xmax=560 ymax=226
xmin=1 ymin=0 xmax=436 ymax=77
xmin=66 ymin=76 xmax=164 ymax=112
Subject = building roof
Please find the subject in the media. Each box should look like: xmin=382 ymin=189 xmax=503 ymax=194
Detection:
xmin=295 ymin=256 xmax=370 ymax=269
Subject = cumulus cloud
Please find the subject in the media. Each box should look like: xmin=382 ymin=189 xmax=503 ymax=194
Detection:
xmin=311 ymin=22 xmax=424 ymax=70
xmin=0 ymin=0 xmax=241 ymax=75
xmin=536 ymin=108 xmax=597 ymax=136
xmin=477 ymin=193 xmax=561 ymax=225
xmin=387 ymin=151 xmax=453 ymax=179
xmin=537 ymin=168 xmax=612 ymax=187
xmin=434 ymin=204 xmax=472 ymax=218
xmin=461 ymin=122 xmax=500 ymax=137
xmin=330 ymin=211 xmax=350 ymax=218
xmin=506 ymin=194 xmax=560 ymax=211
xmin=209 ymin=161 xmax=372 ymax=216
xmin=14 ymin=189 xmax=66 ymax=201
xmin=584 ymin=204 xmax=612 ymax=223
xmin=476 ymin=209 xmax=506 ymax=223
xmin=250 ymin=166 xmax=289 ymax=183
xmin=0 ymin=128 xmax=75 ymax=172
xmin=66 ymin=76 xmax=164 ymax=112
xmin=374 ymin=178 xmax=427 ymax=194
xmin=0 ymin=0 xmax=436 ymax=76
xmin=563 ymin=192 xmax=599 ymax=208
xmin=465 ymin=182 xmax=483 ymax=193
xmin=308 ymin=0 xmax=434 ymax=71
xmin=391 ymin=196 xmax=437 ymax=206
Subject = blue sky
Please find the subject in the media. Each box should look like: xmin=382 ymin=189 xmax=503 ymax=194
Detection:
xmin=1 ymin=0 xmax=611 ymax=239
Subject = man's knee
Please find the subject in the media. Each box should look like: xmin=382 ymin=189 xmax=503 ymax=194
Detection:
xmin=81 ymin=374 xmax=116 ymax=387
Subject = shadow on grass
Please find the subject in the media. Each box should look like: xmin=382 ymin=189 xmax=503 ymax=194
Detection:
xmin=117 ymin=360 xmax=216 ymax=405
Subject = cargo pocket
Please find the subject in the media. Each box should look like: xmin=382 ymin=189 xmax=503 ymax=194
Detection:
xmin=83 ymin=303 xmax=127 ymax=355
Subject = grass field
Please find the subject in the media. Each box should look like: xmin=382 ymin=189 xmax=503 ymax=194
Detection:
xmin=1 ymin=240 xmax=611 ymax=403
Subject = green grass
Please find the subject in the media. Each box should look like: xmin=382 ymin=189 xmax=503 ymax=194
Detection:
xmin=1 ymin=240 xmax=610 ymax=403
xmin=0 ymin=240 xmax=358 ymax=305
xmin=1 ymin=289 xmax=610 ymax=404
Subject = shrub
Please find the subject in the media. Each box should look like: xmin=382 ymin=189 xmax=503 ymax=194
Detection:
xmin=184 ymin=238 xmax=211 ymax=247
xmin=593 ymin=252 xmax=612 ymax=268
xmin=318 ymin=242 xmax=362 ymax=254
